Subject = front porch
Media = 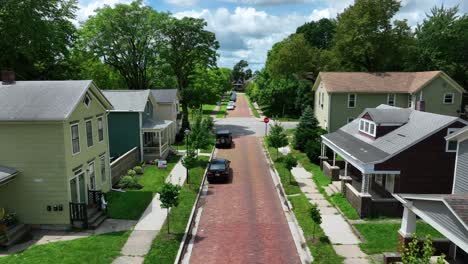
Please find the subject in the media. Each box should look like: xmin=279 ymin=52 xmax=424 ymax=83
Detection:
xmin=319 ymin=143 xmax=402 ymax=218
xmin=142 ymin=119 xmax=174 ymax=161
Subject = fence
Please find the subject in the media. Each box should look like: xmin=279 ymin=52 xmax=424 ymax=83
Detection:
xmin=110 ymin=147 xmax=139 ymax=186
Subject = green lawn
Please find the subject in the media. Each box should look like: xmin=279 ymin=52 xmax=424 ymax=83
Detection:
xmin=355 ymin=222 xmax=444 ymax=254
xmin=245 ymin=95 xmax=260 ymax=118
xmin=144 ymin=157 xmax=209 ymax=264
xmin=0 ymin=231 xmax=130 ymax=264
xmin=264 ymin=140 xmax=343 ymax=264
xmin=201 ymin=104 xmax=216 ymax=117
xmin=107 ymin=155 xmax=181 ymax=220
xmin=216 ymin=101 xmax=228 ymax=118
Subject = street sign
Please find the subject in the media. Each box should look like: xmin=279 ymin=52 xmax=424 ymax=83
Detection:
xmin=263 ymin=117 xmax=270 ymax=123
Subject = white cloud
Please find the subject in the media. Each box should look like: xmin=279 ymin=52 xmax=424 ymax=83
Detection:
xmin=76 ymin=0 xmax=134 ymax=23
xmin=224 ymin=0 xmax=307 ymax=5
xmin=164 ymin=0 xmax=197 ymax=6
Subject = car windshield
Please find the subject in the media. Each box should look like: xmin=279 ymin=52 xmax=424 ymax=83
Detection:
xmin=210 ymin=161 xmax=226 ymax=170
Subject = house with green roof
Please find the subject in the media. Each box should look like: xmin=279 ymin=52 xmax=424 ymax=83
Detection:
xmin=313 ymin=71 xmax=464 ymax=132
xmin=0 ymin=78 xmax=113 ymax=239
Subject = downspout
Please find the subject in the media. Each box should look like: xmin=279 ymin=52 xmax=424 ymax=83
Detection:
xmin=139 ymin=112 xmax=144 ymax=162
xmin=105 ymin=112 xmax=112 ymax=189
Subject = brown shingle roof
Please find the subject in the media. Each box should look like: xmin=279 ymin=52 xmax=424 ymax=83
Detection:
xmin=318 ymin=71 xmax=441 ymax=93
xmin=445 ymin=195 xmax=468 ymax=226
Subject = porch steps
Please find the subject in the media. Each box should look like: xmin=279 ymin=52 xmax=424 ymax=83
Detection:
xmin=324 ymin=181 xmax=342 ymax=196
xmin=0 ymin=223 xmax=31 ymax=247
xmin=87 ymin=208 xmax=107 ymax=230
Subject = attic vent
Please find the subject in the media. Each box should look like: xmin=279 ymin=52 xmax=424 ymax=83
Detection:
xmin=84 ymin=93 xmax=91 ymax=107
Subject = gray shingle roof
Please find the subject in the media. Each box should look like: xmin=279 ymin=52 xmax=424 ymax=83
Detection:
xmin=142 ymin=119 xmax=173 ymax=130
xmin=0 ymin=166 xmax=18 ymax=185
xmin=0 ymin=81 xmax=94 ymax=121
xmin=363 ymin=106 xmax=412 ymax=125
xmin=323 ymin=105 xmax=460 ymax=164
xmin=102 ymin=90 xmax=150 ymax=112
xmin=151 ymin=89 xmax=178 ymax=103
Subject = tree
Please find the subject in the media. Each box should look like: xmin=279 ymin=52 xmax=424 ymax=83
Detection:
xmin=333 ymin=0 xmax=414 ymax=71
xmin=182 ymin=148 xmax=198 ymax=184
xmin=160 ymin=16 xmax=219 ymax=130
xmin=310 ymin=203 xmax=322 ymax=240
xmin=159 ymin=183 xmax=181 ymax=234
xmin=296 ymin=18 xmax=336 ymax=49
xmin=267 ymin=123 xmax=289 ymax=160
xmin=232 ymin=60 xmax=249 ymax=81
xmin=187 ymin=110 xmax=213 ymax=151
xmin=0 ymin=0 xmax=77 ymax=79
xmin=284 ymin=154 xmax=298 ymax=184
xmin=401 ymin=234 xmax=446 ymax=264
xmin=293 ymin=106 xmax=321 ymax=152
xmin=186 ymin=67 xmax=232 ymax=107
xmin=79 ymin=1 xmax=168 ymax=90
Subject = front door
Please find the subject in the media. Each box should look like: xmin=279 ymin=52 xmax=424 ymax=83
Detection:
xmin=70 ymin=171 xmax=87 ymax=203
xmin=88 ymin=162 xmax=96 ymax=190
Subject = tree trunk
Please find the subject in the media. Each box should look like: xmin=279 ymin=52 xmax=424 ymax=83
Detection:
xmin=313 ymin=223 xmax=316 ymax=240
xmin=181 ymin=102 xmax=190 ymax=131
xmin=186 ymin=168 xmax=189 ymax=184
xmin=167 ymin=208 xmax=170 ymax=234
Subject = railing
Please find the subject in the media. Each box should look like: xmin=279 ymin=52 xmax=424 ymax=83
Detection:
xmin=88 ymin=190 xmax=106 ymax=212
xmin=69 ymin=202 xmax=88 ymax=229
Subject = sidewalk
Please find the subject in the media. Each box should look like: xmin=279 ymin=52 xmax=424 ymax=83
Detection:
xmin=291 ymin=165 xmax=369 ymax=264
xmin=113 ymin=160 xmax=187 ymax=264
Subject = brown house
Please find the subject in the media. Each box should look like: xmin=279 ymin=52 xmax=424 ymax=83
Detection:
xmin=320 ymin=105 xmax=467 ymax=218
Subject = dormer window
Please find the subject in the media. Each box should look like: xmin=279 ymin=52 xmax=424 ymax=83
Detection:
xmin=359 ymin=118 xmax=376 ymax=137
xmin=84 ymin=93 xmax=91 ymax=107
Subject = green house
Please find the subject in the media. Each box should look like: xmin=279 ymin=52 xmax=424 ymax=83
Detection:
xmin=0 ymin=80 xmax=113 ymax=230
xmin=102 ymin=89 xmax=179 ymax=162
xmin=313 ymin=71 xmax=464 ymax=132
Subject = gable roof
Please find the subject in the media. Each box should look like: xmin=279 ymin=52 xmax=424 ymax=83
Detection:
xmin=314 ymin=71 xmax=463 ymax=94
xmin=363 ymin=105 xmax=412 ymax=125
xmin=102 ymin=90 xmax=150 ymax=112
xmin=0 ymin=166 xmax=18 ymax=185
xmin=151 ymin=89 xmax=179 ymax=103
xmin=0 ymin=81 xmax=112 ymax=122
xmin=322 ymin=105 xmax=462 ymax=164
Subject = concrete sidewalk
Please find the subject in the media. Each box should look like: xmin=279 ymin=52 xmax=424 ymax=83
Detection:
xmin=113 ymin=160 xmax=187 ymax=264
xmin=291 ymin=165 xmax=369 ymax=264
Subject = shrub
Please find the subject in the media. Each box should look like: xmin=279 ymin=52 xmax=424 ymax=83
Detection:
xmin=133 ymin=166 xmax=143 ymax=175
xmin=284 ymin=154 xmax=298 ymax=171
xmin=119 ymin=176 xmax=141 ymax=189
xmin=127 ymin=169 xmax=136 ymax=176
xmin=305 ymin=140 xmax=321 ymax=163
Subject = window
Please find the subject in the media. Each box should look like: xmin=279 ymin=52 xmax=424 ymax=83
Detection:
xmin=444 ymin=93 xmax=454 ymax=104
xmin=385 ymin=175 xmax=395 ymax=193
xmin=100 ymin=155 xmax=106 ymax=183
xmin=387 ymin=94 xmax=396 ymax=106
xmin=71 ymin=124 xmax=80 ymax=154
xmin=97 ymin=117 xmax=104 ymax=142
xmin=446 ymin=128 xmax=459 ymax=152
xmin=88 ymin=162 xmax=96 ymax=190
xmin=347 ymin=117 xmax=354 ymax=123
xmin=408 ymin=95 xmax=412 ymax=107
xmin=358 ymin=118 xmax=377 ymax=137
xmin=348 ymin=94 xmax=356 ymax=108
xmin=83 ymin=93 xmax=91 ymax=107
xmin=86 ymin=120 xmax=93 ymax=147
xmin=375 ymin=175 xmax=383 ymax=186
xmin=321 ymin=92 xmax=324 ymax=109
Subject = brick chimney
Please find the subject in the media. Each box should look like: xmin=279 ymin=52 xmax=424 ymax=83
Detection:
xmin=1 ymin=70 xmax=16 ymax=85
xmin=416 ymin=100 xmax=425 ymax=112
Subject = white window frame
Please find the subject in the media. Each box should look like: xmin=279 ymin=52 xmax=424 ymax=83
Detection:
xmin=385 ymin=175 xmax=395 ymax=193
xmin=100 ymin=155 xmax=106 ymax=183
xmin=85 ymin=119 xmax=94 ymax=148
xmin=443 ymin=93 xmax=454 ymax=104
xmin=88 ymin=161 xmax=96 ymax=190
xmin=97 ymin=117 xmax=104 ymax=142
xmin=446 ymin=128 xmax=459 ymax=152
xmin=348 ymin=93 xmax=356 ymax=108
xmin=359 ymin=118 xmax=377 ymax=137
xmin=408 ymin=95 xmax=412 ymax=107
xmin=84 ymin=93 xmax=91 ymax=108
xmin=387 ymin=94 xmax=396 ymax=106
xmin=71 ymin=123 xmax=80 ymax=155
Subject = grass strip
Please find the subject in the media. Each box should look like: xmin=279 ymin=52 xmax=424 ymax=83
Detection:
xmin=216 ymin=101 xmax=228 ymax=118
xmin=107 ymin=155 xmax=181 ymax=220
xmin=245 ymin=95 xmax=260 ymax=118
xmin=144 ymin=156 xmax=209 ymax=264
xmin=354 ymin=222 xmax=444 ymax=254
xmin=0 ymin=231 xmax=130 ymax=264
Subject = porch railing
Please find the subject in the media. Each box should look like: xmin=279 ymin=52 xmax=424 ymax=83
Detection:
xmin=69 ymin=202 xmax=88 ymax=229
xmin=88 ymin=190 xmax=106 ymax=212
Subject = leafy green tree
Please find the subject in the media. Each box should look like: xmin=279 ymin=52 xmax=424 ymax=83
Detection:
xmin=182 ymin=148 xmax=198 ymax=184
xmin=160 ymin=16 xmax=219 ymax=130
xmin=310 ymin=203 xmax=322 ymax=240
xmin=187 ymin=67 xmax=232 ymax=107
xmin=284 ymin=154 xmax=298 ymax=184
xmin=294 ymin=106 xmax=320 ymax=152
xmin=401 ymin=234 xmax=446 ymax=264
xmin=159 ymin=183 xmax=181 ymax=234
xmin=232 ymin=60 xmax=250 ymax=81
xmin=187 ymin=110 xmax=213 ymax=151
xmin=296 ymin=18 xmax=336 ymax=49
xmin=79 ymin=1 xmax=168 ymax=90
xmin=333 ymin=0 xmax=414 ymax=71
xmin=0 ymin=0 xmax=77 ymax=79
xmin=410 ymin=5 xmax=468 ymax=89
xmin=267 ymin=123 xmax=289 ymax=160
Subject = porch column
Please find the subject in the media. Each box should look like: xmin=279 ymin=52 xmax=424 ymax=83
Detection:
xmin=361 ymin=174 xmax=371 ymax=195
xmin=398 ymin=205 xmax=416 ymax=252
xmin=333 ymin=151 xmax=336 ymax=166
xmin=159 ymin=131 xmax=162 ymax=157
xmin=344 ymin=161 xmax=348 ymax=177
xmin=321 ymin=143 xmax=325 ymax=157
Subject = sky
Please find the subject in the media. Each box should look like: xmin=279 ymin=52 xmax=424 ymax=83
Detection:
xmin=77 ymin=0 xmax=468 ymax=71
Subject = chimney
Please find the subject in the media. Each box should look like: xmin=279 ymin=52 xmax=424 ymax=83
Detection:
xmin=416 ymin=100 xmax=425 ymax=112
xmin=2 ymin=70 xmax=15 ymax=85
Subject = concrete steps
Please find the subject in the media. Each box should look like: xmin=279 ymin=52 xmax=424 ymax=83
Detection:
xmin=0 ymin=223 xmax=31 ymax=247
xmin=324 ymin=181 xmax=342 ymax=196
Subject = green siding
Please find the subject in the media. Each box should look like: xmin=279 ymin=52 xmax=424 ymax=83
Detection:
xmin=329 ymin=93 xmax=409 ymax=132
xmin=414 ymin=76 xmax=462 ymax=116
xmin=107 ymin=112 xmax=140 ymax=158
xmin=0 ymin=123 xmax=69 ymax=225
xmin=142 ymin=101 xmax=153 ymax=123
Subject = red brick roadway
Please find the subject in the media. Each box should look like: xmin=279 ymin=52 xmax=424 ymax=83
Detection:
xmin=189 ymin=94 xmax=300 ymax=264
xmin=227 ymin=93 xmax=252 ymax=118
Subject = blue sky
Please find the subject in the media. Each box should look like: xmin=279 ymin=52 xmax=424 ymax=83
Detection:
xmin=77 ymin=0 xmax=468 ymax=71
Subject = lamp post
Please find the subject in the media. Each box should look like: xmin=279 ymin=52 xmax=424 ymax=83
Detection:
xmin=184 ymin=129 xmax=191 ymax=184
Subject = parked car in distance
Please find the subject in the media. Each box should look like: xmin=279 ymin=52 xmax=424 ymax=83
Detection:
xmin=227 ymin=102 xmax=235 ymax=110
xmin=230 ymin=92 xmax=237 ymax=102
xmin=207 ymin=159 xmax=231 ymax=182
xmin=215 ymin=130 xmax=233 ymax=148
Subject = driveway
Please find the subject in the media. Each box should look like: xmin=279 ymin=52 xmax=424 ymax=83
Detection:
xmin=188 ymin=94 xmax=301 ymax=264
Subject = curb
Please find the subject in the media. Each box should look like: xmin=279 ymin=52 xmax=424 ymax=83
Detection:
xmin=261 ymin=140 xmax=313 ymax=264
xmin=173 ymin=147 xmax=215 ymax=264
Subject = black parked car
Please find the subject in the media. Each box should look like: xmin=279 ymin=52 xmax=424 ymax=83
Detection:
xmin=215 ymin=130 xmax=232 ymax=148
xmin=207 ymin=159 xmax=231 ymax=182
xmin=230 ymin=92 xmax=237 ymax=102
